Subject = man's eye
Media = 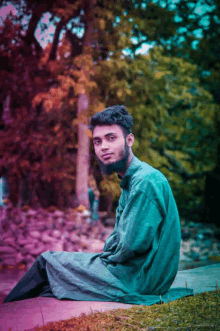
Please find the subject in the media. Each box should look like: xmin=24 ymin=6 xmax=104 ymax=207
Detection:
xmin=94 ymin=140 xmax=101 ymax=145
xmin=108 ymin=136 xmax=115 ymax=141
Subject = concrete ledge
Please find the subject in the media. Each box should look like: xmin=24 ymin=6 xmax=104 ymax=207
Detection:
xmin=0 ymin=298 xmax=133 ymax=331
xmin=1 ymin=263 xmax=220 ymax=331
xmin=171 ymin=263 xmax=220 ymax=293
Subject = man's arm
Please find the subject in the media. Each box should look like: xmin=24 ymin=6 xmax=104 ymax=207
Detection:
xmin=104 ymin=188 xmax=164 ymax=264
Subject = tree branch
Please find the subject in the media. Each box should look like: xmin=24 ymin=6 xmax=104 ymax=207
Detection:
xmin=48 ymin=18 xmax=67 ymax=62
xmin=66 ymin=30 xmax=83 ymax=58
xmin=23 ymin=2 xmax=49 ymax=50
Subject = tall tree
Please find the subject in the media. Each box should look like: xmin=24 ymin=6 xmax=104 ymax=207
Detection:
xmin=157 ymin=0 xmax=220 ymax=224
xmin=75 ymin=0 xmax=96 ymax=208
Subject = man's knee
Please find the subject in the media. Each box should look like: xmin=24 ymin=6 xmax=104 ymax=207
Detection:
xmin=35 ymin=254 xmax=47 ymax=271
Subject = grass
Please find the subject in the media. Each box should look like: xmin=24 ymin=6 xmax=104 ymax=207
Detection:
xmin=33 ymin=288 xmax=220 ymax=331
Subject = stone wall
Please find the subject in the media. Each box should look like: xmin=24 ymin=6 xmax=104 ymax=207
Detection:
xmin=1 ymin=205 xmax=220 ymax=272
xmin=0 ymin=206 xmax=111 ymax=270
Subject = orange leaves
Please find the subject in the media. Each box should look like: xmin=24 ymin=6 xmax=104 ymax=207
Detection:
xmin=69 ymin=55 xmax=95 ymax=95
xmin=92 ymin=101 xmax=105 ymax=114
xmin=84 ymin=128 xmax=93 ymax=138
xmin=72 ymin=112 xmax=88 ymax=126
xmin=32 ymin=87 xmax=66 ymax=112
xmin=53 ymin=124 xmax=60 ymax=132
xmin=58 ymin=75 xmax=75 ymax=88
xmin=39 ymin=43 xmax=52 ymax=66
xmin=74 ymin=83 xmax=86 ymax=95
xmin=98 ymin=18 xmax=106 ymax=30
xmin=73 ymin=72 xmax=96 ymax=95
xmin=48 ymin=60 xmax=63 ymax=75
xmin=69 ymin=69 xmax=82 ymax=79
xmin=73 ymin=54 xmax=93 ymax=71
xmin=44 ymin=98 xmax=54 ymax=112
xmin=52 ymin=0 xmax=81 ymax=20
xmin=50 ymin=86 xmax=65 ymax=97
xmin=32 ymin=93 xmax=48 ymax=107
xmin=33 ymin=45 xmax=96 ymax=114
xmin=32 ymin=74 xmax=77 ymax=113
xmin=78 ymin=72 xmax=87 ymax=83
xmin=57 ymin=38 xmax=72 ymax=60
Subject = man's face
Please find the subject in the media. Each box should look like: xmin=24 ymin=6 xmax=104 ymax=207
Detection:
xmin=92 ymin=124 xmax=130 ymax=175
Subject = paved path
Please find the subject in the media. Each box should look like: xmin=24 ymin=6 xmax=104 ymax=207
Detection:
xmin=0 ymin=263 xmax=220 ymax=331
xmin=171 ymin=263 xmax=220 ymax=293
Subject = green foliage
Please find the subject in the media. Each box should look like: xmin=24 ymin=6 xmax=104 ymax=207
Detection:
xmin=99 ymin=173 xmax=121 ymax=201
xmin=94 ymin=46 xmax=218 ymax=216
xmin=162 ymin=0 xmax=220 ymax=104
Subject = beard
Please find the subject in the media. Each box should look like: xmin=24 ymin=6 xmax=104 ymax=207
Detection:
xmin=97 ymin=142 xmax=130 ymax=175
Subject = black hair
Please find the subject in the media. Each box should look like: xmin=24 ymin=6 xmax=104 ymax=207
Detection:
xmin=89 ymin=105 xmax=133 ymax=136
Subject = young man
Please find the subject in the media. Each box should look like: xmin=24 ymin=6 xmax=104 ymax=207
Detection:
xmin=4 ymin=105 xmax=192 ymax=305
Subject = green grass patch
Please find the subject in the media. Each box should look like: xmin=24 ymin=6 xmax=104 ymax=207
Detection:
xmin=35 ymin=289 xmax=220 ymax=331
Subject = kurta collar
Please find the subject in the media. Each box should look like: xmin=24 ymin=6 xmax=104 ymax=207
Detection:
xmin=119 ymin=156 xmax=142 ymax=188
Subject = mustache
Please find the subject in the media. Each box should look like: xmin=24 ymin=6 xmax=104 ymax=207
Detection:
xmin=97 ymin=144 xmax=130 ymax=175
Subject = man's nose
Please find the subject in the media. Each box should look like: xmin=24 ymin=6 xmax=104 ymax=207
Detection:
xmin=101 ymin=142 xmax=109 ymax=150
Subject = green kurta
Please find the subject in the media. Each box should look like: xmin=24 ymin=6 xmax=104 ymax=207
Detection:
xmin=42 ymin=156 xmax=193 ymax=305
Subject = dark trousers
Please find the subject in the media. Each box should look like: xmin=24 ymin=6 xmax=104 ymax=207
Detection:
xmin=3 ymin=255 xmax=55 ymax=303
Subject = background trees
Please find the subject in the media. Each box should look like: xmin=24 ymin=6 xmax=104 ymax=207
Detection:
xmin=0 ymin=0 xmax=177 ymax=207
xmin=160 ymin=0 xmax=220 ymax=224
xmin=0 ymin=0 xmax=219 ymax=225
xmin=94 ymin=46 xmax=217 ymax=218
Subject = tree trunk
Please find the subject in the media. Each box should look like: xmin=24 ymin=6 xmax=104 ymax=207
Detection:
xmin=75 ymin=0 xmax=96 ymax=208
xmin=2 ymin=93 xmax=12 ymax=205
xmin=76 ymin=94 xmax=90 ymax=207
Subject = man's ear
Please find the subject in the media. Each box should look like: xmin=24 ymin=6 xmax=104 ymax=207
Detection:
xmin=126 ymin=133 xmax=134 ymax=147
